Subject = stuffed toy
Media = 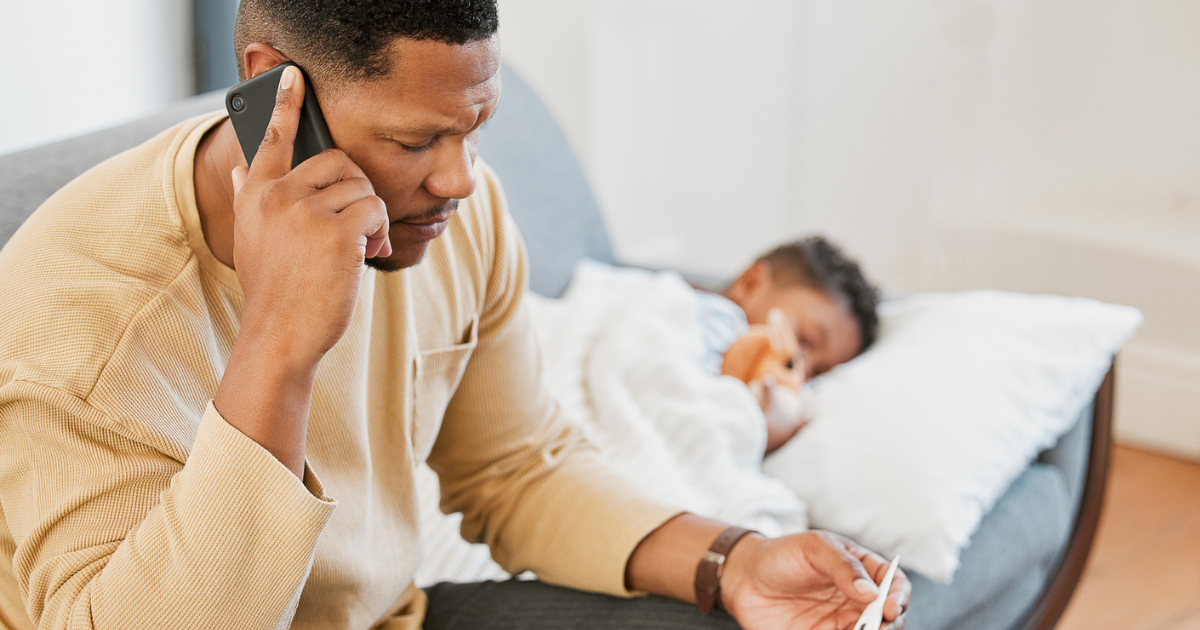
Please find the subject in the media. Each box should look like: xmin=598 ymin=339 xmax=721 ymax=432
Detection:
xmin=721 ymin=307 xmax=809 ymax=454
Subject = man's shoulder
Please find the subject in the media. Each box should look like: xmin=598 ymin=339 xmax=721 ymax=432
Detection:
xmin=0 ymin=118 xmax=206 ymax=399
xmin=2 ymin=116 xmax=203 ymax=285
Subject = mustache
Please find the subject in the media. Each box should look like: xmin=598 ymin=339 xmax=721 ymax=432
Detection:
xmin=399 ymin=199 xmax=459 ymax=223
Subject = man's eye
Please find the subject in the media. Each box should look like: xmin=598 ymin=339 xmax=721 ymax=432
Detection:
xmin=397 ymin=138 xmax=435 ymax=152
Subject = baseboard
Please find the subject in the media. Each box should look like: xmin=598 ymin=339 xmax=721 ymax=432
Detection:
xmin=1114 ymin=343 xmax=1200 ymax=462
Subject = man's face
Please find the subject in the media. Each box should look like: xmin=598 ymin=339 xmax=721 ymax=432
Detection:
xmin=317 ymin=36 xmax=501 ymax=271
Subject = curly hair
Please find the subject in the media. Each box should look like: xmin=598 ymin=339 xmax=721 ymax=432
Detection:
xmin=760 ymin=236 xmax=881 ymax=353
xmin=235 ymin=0 xmax=499 ymax=82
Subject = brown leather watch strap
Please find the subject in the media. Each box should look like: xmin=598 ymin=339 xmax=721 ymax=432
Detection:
xmin=694 ymin=526 xmax=757 ymax=614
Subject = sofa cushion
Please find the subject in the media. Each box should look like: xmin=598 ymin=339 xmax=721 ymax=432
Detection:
xmin=480 ymin=65 xmax=617 ymax=297
xmin=0 ymin=92 xmax=226 ymax=248
xmin=904 ymin=460 xmax=1072 ymax=630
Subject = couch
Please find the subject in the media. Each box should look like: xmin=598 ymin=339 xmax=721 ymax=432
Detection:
xmin=0 ymin=65 xmax=1112 ymax=630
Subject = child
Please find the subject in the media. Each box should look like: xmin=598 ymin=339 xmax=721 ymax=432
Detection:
xmin=696 ymin=236 xmax=880 ymax=454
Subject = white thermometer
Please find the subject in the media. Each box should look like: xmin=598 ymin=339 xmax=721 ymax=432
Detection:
xmin=853 ymin=556 xmax=900 ymax=630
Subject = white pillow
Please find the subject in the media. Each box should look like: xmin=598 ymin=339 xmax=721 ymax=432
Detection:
xmin=761 ymin=290 xmax=1142 ymax=583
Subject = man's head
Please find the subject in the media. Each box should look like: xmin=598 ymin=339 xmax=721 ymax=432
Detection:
xmin=234 ymin=1 xmax=501 ymax=271
xmin=723 ymin=236 xmax=880 ymax=378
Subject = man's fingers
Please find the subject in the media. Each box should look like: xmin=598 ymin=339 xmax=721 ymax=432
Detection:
xmin=805 ymin=531 xmax=879 ymax=604
xmin=366 ymin=233 xmax=392 ymax=260
xmin=833 ymin=535 xmax=911 ymax=619
xmin=294 ymin=177 xmax=377 ymax=216
xmin=341 ymin=196 xmax=391 ymax=259
xmin=367 ymin=217 xmax=393 ymax=259
xmin=289 ymin=148 xmax=371 ymax=192
xmin=249 ymin=65 xmax=303 ymax=180
xmin=885 ymin=569 xmax=911 ymax=620
xmin=838 ymin=536 xmax=890 ymax=582
xmin=360 ymin=203 xmax=391 ymax=260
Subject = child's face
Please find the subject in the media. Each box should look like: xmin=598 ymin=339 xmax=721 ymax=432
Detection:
xmin=741 ymin=283 xmax=862 ymax=379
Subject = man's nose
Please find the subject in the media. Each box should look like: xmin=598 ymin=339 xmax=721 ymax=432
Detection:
xmin=425 ymin=139 xmax=477 ymax=200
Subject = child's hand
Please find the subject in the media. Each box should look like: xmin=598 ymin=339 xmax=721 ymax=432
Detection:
xmin=761 ymin=374 xmax=808 ymax=455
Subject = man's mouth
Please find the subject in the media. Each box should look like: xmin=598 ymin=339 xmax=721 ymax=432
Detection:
xmin=399 ymin=213 xmax=452 ymax=226
xmin=393 ymin=200 xmax=459 ymax=226
xmin=390 ymin=200 xmax=459 ymax=242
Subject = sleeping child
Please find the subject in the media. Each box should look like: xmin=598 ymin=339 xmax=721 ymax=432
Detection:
xmin=696 ymin=236 xmax=881 ymax=454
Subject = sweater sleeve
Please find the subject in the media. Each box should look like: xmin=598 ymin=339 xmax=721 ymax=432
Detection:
xmin=0 ymin=387 xmax=336 ymax=630
xmin=424 ymin=166 xmax=683 ymax=598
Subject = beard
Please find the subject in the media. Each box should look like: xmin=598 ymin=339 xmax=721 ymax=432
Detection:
xmin=364 ymin=199 xmax=459 ymax=273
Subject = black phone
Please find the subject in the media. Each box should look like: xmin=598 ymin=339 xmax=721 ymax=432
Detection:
xmin=225 ymin=61 xmax=335 ymax=169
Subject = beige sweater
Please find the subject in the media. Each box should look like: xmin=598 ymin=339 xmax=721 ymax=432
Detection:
xmin=0 ymin=113 xmax=680 ymax=630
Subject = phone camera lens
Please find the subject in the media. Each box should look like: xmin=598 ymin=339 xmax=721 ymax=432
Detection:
xmin=231 ymin=95 xmax=246 ymax=112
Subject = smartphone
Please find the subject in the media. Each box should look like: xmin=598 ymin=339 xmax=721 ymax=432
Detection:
xmin=225 ymin=61 xmax=335 ymax=169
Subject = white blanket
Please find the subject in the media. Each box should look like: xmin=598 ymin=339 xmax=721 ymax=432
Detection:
xmin=414 ymin=262 xmax=808 ymax=586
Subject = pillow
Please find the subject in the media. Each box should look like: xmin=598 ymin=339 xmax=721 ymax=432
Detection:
xmin=761 ymin=290 xmax=1142 ymax=583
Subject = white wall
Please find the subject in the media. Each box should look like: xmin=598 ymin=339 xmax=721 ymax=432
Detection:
xmin=0 ymin=0 xmax=194 ymax=156
xmin=501 ymin=0 xmax=805 ymax=274
xmin=500 ymin=0 xmax=1200 ymax=459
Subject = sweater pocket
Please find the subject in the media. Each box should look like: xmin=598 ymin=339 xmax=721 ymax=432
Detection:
xmin=411 ymin=316 xmax=478 ymax=463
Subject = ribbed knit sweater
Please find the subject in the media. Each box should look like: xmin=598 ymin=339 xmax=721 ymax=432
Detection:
xmin=0 ymin=113 xmax=680 ymax=630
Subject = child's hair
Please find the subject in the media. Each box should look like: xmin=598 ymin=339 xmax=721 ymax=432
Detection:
xmin=759 ymin=236 xmax=881 ymax=353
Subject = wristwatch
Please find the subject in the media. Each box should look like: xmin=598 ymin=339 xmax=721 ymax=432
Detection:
xmin=694 ymin=526 xmax=757 ymax=614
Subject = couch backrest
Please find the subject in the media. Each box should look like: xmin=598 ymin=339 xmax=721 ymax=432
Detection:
xmin=481 ymin=66 xmax=617 ymax=296
xmin=0 ymin=65 xmax=614 ymax=298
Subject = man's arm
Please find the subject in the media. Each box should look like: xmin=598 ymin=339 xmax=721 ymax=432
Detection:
xmin=424 ymin=164 xmax=909 ymax=629
xmin=425 ymin=166 xmax=909 ymax=630
xmin=0 ymin=393 xmax=336 ymax=630
xmin=627 ymin=514 xmax=911 ymax=630
xmin=214 ymin=64 xmax=391 ymax=478
xmin=0 ymin=65 xmax=386 ymax=630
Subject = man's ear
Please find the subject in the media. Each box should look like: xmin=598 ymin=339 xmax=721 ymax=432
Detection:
xmin=243 ymin=43 xmax=291 ymax=80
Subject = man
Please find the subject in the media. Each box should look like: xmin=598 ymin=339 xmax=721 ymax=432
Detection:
xmin=0 ymin=2 xmax=909 ymax=629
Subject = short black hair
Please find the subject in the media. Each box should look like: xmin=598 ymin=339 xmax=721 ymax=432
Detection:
xmin=235 ymin=0 xmax=500 ymax=82
xmin=760 ymin=236 xmax=881 ymax=353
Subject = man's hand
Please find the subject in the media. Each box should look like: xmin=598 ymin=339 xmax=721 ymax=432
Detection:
xmin=627 ymin=515 xmax=908 ymax=630
xmin=230 ymin=65 xmax=391 ymax=367
xmin=721 ymin=530 xmax=910 ymax=630
xmin=214 ymin=65 xmax=391 ymax=477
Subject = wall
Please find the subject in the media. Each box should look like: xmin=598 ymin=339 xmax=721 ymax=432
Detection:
xmin=500 ymin=0 xmax=806 ymax=275
xmin=499 ymin=0 xmax=1200 ymax=459
xmin=0 ymin=0 xmax=194 ymax=156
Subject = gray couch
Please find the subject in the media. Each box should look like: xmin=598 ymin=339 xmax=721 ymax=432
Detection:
xmin=0 ymin=66 xmax=1111 ymax=630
